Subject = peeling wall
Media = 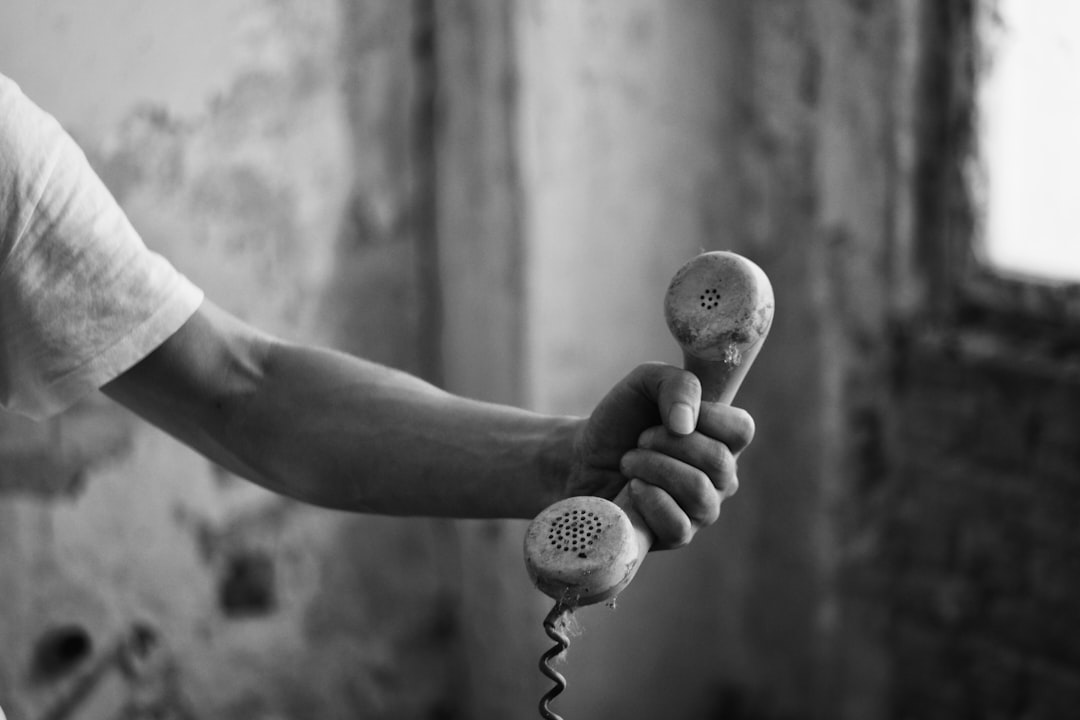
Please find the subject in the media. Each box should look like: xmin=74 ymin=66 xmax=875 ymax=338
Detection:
xmin=0 ymin=1 xmax=463 ymax=718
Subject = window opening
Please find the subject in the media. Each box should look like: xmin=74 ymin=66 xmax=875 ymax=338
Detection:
xmin=979 ymin=0 xmax=1080 ymax=283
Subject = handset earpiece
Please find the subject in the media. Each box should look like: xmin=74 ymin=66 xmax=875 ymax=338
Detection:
xmin=524 ymin=251 xmax=774 ymax=608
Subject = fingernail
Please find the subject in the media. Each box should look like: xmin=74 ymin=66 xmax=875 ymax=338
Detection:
xmin=669 ymin=402 xmax=695 ymax=435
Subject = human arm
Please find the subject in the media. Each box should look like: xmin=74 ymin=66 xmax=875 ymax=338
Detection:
xmin=102 ymin=300 xmax=574 ymax=518
xmin=103 ymin=300 xmax=753 ymax=544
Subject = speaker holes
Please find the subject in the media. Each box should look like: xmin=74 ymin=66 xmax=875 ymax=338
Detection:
xmin=547 ymin=509 xmax=605 ymax=555
xmin=699 ymin=287 xmax=722 ymax=310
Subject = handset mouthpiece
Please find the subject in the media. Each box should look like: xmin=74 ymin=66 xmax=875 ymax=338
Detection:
xmin=524 ymin=496 xmax=637 ymax=607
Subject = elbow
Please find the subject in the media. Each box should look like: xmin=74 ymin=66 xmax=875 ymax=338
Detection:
xmin=210 ymin=331 xmax=281 ymax=488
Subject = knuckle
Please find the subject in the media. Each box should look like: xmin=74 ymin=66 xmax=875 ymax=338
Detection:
xmin=685 ymin=470 xmax=721 ymax=526
xmin=660 ymin=364 xmax=699 ymax=391
xmin=738 ymin=408 xmax=756 ymax=442
xmin=724 ymin=472 xmax=740 ymax=498
xmin=675 ymin=516 xmax=696 ymax=547
xmin=706 ymin=446 xmax=736 ymax=485
xmin=678 ymin=370 xmax=702 ymax=397
xmin=693 ymin=490 xmax=722 ymax=527
xmin=633 ymin=481 xmax=695 ymax=549
xmin=663 ymin=514 xmax=695 ymax=549
xmin=700 ymin=404 xmax=755 ymax=451
xmin=731 ymin=407 xmax=756 ymax=448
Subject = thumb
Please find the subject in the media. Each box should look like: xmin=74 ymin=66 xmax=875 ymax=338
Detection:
xmin=626 ymin=363 xmax=702 ymax=437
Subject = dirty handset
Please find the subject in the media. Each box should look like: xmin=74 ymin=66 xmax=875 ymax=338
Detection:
xmin=524 ymin=251 xmax=775 ymax=608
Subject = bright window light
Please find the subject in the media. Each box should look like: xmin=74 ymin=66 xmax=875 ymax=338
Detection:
xmin=979 ymin=0 xmax=1080 ymax=282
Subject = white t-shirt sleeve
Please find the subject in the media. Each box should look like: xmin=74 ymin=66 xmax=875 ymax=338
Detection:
xmin=0 ymin=74 xmax=204 ymax=420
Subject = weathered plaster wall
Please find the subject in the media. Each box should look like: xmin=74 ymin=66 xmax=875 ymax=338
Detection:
xmin=432 ymin=3 xmax=551 ymax=717
xmin=517 ymin=2 xmax=760 ymax=718
xmin=9 ymin=1 xmax=1063 ymax=719
xmin=517 ymin=1 xmax=911 ymax=718
xmin=0 ymin=1 xmax=463 ymax=718
xmin=836 ymin=2 xmax=1080 ymax=718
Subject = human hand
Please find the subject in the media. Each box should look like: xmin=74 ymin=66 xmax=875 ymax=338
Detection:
xmin=566 ymin=362 xmax=755 ymax=550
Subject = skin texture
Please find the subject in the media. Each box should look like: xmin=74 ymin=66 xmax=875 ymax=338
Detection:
xmin=103 ymin=300 xmax=754 ymax=550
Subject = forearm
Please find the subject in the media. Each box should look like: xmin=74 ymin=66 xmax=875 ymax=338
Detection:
xmin=224 ymin=341 xmax=578 ymax=517
xmin=105 ymin=303 xmax=579 ymax=518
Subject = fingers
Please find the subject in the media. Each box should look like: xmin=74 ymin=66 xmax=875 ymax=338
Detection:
xmin=622 ymin=449 xmax=721 ymax=544
xmin=623 ymin=364 xmax=755 ymax=443
xmin=619 ymin=403 xmax=755 ymax=549
xmin=627 ymin=479 xmax=696 ymax=550
xmin=698 ymin=403 xmax=756 ymax=455
xmin=630 ymin=403 xmax=753 ymax=497
xmin=596 ymin=363 xmax=756 ymax=549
